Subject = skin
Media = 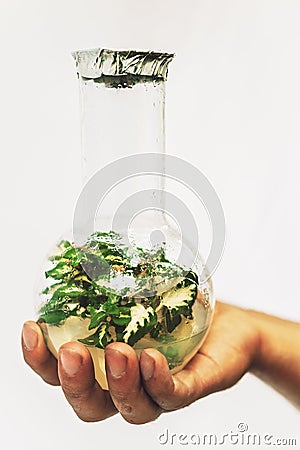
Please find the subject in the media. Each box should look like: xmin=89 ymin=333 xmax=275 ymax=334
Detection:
xmin=21 ymin=301 xmax=300 ymax=424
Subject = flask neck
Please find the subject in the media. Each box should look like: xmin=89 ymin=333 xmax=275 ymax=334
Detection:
xmin=73 ymin=48 xmax=174 ymax=182
xmin=78 ymin=76 xmax=166 ymax=181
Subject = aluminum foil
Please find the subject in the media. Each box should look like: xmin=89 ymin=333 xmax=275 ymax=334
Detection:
xmin=72 ymin=48 xmax=174 ymax=82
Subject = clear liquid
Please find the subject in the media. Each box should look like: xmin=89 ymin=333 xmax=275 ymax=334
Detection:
xmin=39 ymin=294 xmax=212 ymax=390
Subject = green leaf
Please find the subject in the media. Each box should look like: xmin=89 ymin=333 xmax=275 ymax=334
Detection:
xmin=87 ymin=306 xmax=106 ymax=330
xmin=160 ymin=282 xmax=197 ymax=316
xmin=39 ymin=310 xmax=68 ymax=325
xmin=102 ymin=301 xmax=120 ymax=316
xmin=78 ymin=331 xmax=98 ymax=346
xmin=58 ymin=240 xmax=72 ymax=251
xmin=85 ymin=231 xmax=126 ymax=262
xmin=78 ymin=322 xmax=113 ymax=349
xmin=149 ymin=321 xmax=163 ymax=338
xmin=48 ymin=241 xmax=73 ymax=262
xmin=41 ymin=282 xmax=63 ymax=295
xmin=51 ymin=283 xmax=90 ymax=301
xmin=122 ymin=303 xmax=157 ymax=346
xmin=156 ymin=281 xmax=197 ymax=334
xmin=63 ymin=247 xmax=83 ymax=266
xmin=184 ymin=270 xmax=199 ymax=285
xmin=96 ymin=322 xmax=113 ymax=348
xmin=39 ymin=296 xmax=67 ymax=315
xmin=112 ymin=314 xmax=131 ymax=326
xmin=166 ymin=310 xmax=182 ymax=333
xmin=45 ymin=260 xmax=78 ymax=280
xmin=110 ymin=306 xmax=131 ymax=326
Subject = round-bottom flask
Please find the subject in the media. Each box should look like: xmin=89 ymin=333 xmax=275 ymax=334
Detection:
xmin=36 ymin=49 xmax=215 ymax=390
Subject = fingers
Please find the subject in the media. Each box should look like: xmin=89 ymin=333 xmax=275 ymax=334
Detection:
xmin=140 ymin=348 xmax=201 ymax=411
xmin=140 ymin=302 xmax=256 ymax=411
xmin=22 ymin=323 xmax=161 ymax=423
xmin=105 ymin=342 xmax=162 ymax=424
xmin=58 ymin=342 xmax=117 ymax=422
xmin=140 ymin=346 xmax=230 ymax=411
xmin=22 ymin=321 xmax=60 ymax=386
xmin=23 ymin=301 xmax=255 ymax=424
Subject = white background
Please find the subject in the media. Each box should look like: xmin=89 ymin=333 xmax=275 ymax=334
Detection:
xmin=0 ymin=1 xmax=299 ymax=449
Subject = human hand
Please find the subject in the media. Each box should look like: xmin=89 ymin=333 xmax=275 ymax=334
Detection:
xmin=22 ymin=301 xmax=262 ymax=424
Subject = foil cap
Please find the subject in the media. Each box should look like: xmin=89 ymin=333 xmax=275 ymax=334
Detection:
xmin=72 ymin=48 xmax=174 ymax=82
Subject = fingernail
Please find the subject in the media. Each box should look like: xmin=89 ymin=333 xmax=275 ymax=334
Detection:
xmin=22 ymin=323 xmax=38 ymax=351
xmin=105 ymin=349 xmax=127 ymax=379
xmin=60 ymin=348 xmax=83 ymax=376
xmin=141 ymin=351 xmax=155 ymax=381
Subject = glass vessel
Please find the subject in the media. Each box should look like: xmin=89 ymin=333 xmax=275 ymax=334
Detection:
xmin=36 ymin=48 xmax=214 ymax=390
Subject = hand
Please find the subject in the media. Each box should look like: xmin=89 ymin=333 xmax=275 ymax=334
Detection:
xmin=22 ymin=301 xmax=261 ymax=424
xmin=21 ymin=322 xmax=162 ymax=423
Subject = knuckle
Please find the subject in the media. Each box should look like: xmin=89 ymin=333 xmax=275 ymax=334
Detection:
xmin=22 ymin=347 xmax=36 ymax=367
xmin=111 ymin=389 xmax=127 ymax=404
xmin=23 ymin=355 xmax=46 ymax=379
xmin=110 ymin=385 xmax=133 ymax=404
xmin=77 ymin=416 xmax=97 ymax=423
xmin=41 ymin=375 xmax=60 ymax=386
xmin=156 ymin=398 xmax=176 ymax=411
xmin=118 ymin=403 xmax=133 ymax=415
xmin=123 ymin=415 xmax=146 ymax=425
xmin=150 ymin=386 xmax=177 ymax=411
xmin=110 ymin=391 xmax=133 ymax=416
xmin=122 ymin=407 xmax=162 ymax=425
xmin=23 ymin=353 xmax=34 ymax=369
xmin=184 ymin=378 xmax=197 ymax=404
xmin=75 ymin=411 xmax=106 ymax=423
xmin=111 ymin=385 xmax=143 ymax=416
xmin=62 ymin=383 xmax=85 ymax=401
xmin=155 ymin=388 xmax=189 ymax=411
xmin=160 ymin=398 xmax=187 ymax=411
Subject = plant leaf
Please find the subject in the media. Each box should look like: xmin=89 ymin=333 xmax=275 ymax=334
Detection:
xmin=166 ymin=310 xmax=182 ymax=333
xmin=160 ymin=283 xmax=197 ymax=316
xmin=122 ymin=303 xmax=157 ymax=346
xmin=78 ymin=322 xmax=113 ymax=349
xmin=88 ymin=306 xmax=106 ymax=330
xmin=39 ymin=310 xmax=68 ymax=325
xmin=45 ymin=260 xmax=78 ymax=280
xmin=51 ymin=283 xmax=90 ymax=301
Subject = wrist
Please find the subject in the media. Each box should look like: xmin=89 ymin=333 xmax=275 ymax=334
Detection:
xmin=214 ymin=302 xmax=264 ymax=374
xmin=245 ymin=309 xmax=266 ymax=373
xmin=246 ymin=307 xmax=288 ymax=377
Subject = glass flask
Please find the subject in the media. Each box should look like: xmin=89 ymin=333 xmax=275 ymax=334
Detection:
xmin=36 ymin=48 xmax=214 ymax=390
